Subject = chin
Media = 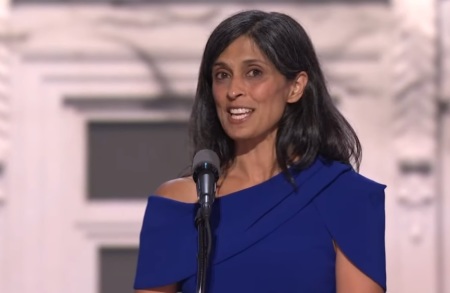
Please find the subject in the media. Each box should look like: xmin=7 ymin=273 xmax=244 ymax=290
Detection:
xmin=226 ymin=133 xmax=251 ymax=141
xmin=223 ymin=132 xmax=250 ymax=142
xmin=225 ymin=128 xmax=278 ymax=146
xmin=226 ymin=132 xmax=263 ymax=144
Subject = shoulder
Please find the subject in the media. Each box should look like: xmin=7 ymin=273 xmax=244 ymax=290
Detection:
xmin=319 ymin=159 xmax=386 ymax=194
xmin=310 ymin=159 xmax=386 ymax=212
xmin=313 ymin=163 xmax=386 ymax=217
xmin=338 ymin=168 xmax=386 ymax=195
xmin=310 ymin=158 xmax=386 ymax=196
xmin=154 ymin=177 xmax=198 ymax=203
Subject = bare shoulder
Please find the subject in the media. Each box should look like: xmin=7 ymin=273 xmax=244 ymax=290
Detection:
xmin=154 ymin=176 xmax=197 ymax=203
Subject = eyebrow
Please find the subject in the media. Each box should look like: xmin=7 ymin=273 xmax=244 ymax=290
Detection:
xmin=213 ymin=59 xmax=267 ymax=68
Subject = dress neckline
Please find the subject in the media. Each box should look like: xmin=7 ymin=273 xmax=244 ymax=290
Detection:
xmin=149 ymin=169 xmax=289 ymax=206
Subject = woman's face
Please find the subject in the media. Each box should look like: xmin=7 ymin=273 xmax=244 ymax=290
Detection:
xmin=211 ymin=35 xmax=306 ymax=145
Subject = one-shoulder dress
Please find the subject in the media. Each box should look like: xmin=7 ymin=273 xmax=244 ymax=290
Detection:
xmin=134 ymin=158 xmax=386 ymax=292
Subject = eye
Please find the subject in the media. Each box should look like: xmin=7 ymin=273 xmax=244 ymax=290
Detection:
xmin=214 ymin=71 xmax=229 ymax=80
xmin=247 ymin=69 xmax=262 ymax=77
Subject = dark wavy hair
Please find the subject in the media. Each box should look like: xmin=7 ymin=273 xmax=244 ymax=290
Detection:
xmin=189 ymin=10 xmax=361 ymax=175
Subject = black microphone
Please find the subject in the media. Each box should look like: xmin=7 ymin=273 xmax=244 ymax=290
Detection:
xmin=192 ymin=149 xmax=220 ymax=293
xmin=192 ymin=149 xmax=221 ymax=210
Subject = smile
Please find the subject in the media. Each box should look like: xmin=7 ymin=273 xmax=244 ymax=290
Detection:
xmin=228 ymin=108 xmax=254 ymax=120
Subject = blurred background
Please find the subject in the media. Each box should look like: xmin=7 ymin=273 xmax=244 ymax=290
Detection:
xmin=0 ymin=0 xmax=448 ymax=292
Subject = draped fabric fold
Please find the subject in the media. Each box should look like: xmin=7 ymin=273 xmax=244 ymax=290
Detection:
xmin=134 ymin=158 xmax=386 ymax=292
xmin=313 ymin=171 xmax=387 ymax=290
xmin=134 ymin=197 xmax=198 ymax=288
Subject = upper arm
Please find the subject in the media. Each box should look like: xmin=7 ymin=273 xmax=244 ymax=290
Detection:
xmin=336 ymin=245 xmax=384 ymax=293
xmin=135 ymin=283 xmax=178 ymax=293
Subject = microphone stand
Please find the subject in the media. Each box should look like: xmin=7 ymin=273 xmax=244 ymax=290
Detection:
xmin=195 ymin=205 xmax=212 ymax=293
xmin=192 ymin=151 xmax=220 ymax=293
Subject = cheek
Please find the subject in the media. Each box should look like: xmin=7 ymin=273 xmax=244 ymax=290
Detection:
xmin=212 ymin=86 xmax=223 ymax=104
xmin=212 ymin=88 xmax=226 ymax=109
xmin=254 ymin=89 xmax=288 ymax=109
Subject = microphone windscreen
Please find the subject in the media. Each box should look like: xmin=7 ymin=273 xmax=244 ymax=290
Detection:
xmin=192 ymin=149 xmax=221 ymax=176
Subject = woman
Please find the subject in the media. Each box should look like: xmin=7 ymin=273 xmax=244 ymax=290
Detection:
xmin=134 ymin=10 xmax=386 ymax=293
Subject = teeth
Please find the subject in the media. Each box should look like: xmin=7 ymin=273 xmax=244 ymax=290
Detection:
xmin=229 ymin=108 xmax=252 ymax=114
xmin=231 ymin=113 xmax=250 ymax=120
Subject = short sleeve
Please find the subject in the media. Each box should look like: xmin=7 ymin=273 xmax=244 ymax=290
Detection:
xmin=314 ymin=171 xmax=387 ymax=291
xmin=134 ymin=196 xmax=197 ymax=289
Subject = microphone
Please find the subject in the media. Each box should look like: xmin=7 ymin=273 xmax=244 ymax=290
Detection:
xmin=192 ymin=149 xmax=220 ymax=292
xmin=192 ymin=149 xmax=221 ymax=210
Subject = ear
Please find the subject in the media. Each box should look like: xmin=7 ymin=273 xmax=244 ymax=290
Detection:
xmin=287 ymin=71 xmax=308 ymax=103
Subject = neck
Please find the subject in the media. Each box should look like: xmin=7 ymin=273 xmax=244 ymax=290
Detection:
xmin=229 ymin=138 xmax=281 ymax=183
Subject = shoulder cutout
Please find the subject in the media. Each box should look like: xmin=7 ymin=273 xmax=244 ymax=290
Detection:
xmin=154 ymin=177 xmax=197 ymax=203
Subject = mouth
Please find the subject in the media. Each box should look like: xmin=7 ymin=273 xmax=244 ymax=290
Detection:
xmin=228 ymin=107 xmax=254 ymax=120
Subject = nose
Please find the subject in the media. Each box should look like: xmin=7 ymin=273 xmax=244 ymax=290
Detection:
xmin=227 ymin=77 xmax=245 ymax=100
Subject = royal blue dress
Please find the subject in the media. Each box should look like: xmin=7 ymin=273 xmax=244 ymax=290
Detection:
xmin=134 ymin=158 xmax=386 ymax=292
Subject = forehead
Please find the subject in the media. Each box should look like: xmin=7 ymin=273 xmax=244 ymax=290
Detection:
xmin=214 ymin=35 xmax=269 ymax=64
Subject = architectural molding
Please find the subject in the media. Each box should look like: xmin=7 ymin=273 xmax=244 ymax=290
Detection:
xmin=7 ymin=3 xmax=392 ymax=113
xmin=9 ymin=4 xmax=390 ymax=59
xmin=76 ymin=221 xmax=141 ymax=243
xmin=392 ymin=0 xmax=438 ymax=242
xmin=391 ymin=0 xmax=439 ymax=292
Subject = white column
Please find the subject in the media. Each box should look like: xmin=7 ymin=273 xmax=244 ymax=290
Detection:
xmin=439 ymin=1 xmax=450 ymax=292
xmin=0 ymin=1 xmax=11 ymax=293
xmin=0 ymin=0 xmax=10 ymax=198
xmin=391 ymin=0 xmax=439 ymax=292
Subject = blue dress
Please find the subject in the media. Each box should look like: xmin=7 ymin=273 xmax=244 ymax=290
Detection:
xmin=134 ymin=158 xmax=386 ymax=292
